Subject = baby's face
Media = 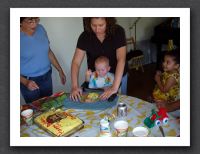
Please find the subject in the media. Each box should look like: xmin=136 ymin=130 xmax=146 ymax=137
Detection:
xmin=95 ymin=62 xmax=110 ymax=77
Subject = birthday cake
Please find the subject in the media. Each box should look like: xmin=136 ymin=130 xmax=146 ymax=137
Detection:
xmin=34 ymin=109 xmax=84 ymax=136
xmin=80 ymin=92 xmax=100 ymax=103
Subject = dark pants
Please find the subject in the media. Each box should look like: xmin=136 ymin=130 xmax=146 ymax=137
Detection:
xmin=21 ymin=69 xmax=53 ymax=104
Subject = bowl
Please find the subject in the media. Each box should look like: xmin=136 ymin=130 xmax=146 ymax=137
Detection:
xmin=132 ymin=126 xmax=149 ymax=137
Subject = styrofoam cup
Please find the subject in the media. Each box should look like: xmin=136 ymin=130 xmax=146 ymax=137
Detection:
xmin=114 ymin=120 xmax=128 ymax=137
xmin=21 ymin=109 xmax=33 ymax=126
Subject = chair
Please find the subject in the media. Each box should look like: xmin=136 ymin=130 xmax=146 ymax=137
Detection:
xmin=126 ymin=37 xmax=144 ymax=72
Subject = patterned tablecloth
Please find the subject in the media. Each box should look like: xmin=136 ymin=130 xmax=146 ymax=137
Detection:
xmin=21 ymin=95 xmax=180 ymax=137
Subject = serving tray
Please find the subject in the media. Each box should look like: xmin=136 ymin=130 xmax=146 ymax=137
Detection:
xmin=63 ymin=92 xmax=118 ymax=110
xmin=34 ymin=109 xmax=84 ymax=137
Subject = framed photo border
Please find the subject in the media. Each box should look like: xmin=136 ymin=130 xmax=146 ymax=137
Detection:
xmin=10 ymin=8 xmax=190 ymax=147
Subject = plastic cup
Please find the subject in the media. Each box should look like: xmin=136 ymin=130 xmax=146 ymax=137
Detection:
xmin=113 ymin=120 xmax=128 ymax=137
xmin=132 ymin=126 xmax=149 ymax=137
xmin=21 ymin=109 xmax=33 ymax=126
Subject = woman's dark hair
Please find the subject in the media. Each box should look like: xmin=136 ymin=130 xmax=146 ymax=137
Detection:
xmin=20 ymin=17 xmax=39 ymax=23
xmin=83 ymin=17 xmax=117 ymax=37
xmin=164 ymin=48 xmax=180 ymax=64
xmin=20 ymin=17 xmax=26 ymax=23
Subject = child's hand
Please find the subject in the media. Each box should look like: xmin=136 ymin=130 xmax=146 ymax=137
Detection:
xmin=155 ymin=99 xmax=167 ymax=108
xmin=155 ymin=71 xmax=161 ymax=82
xmin=85 ymin=69 xmax=92 ymax=81
xmin=86 ymin=69 xmax=92 ymax=76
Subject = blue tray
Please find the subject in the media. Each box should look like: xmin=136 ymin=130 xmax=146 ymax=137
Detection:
xmin=63 ymin=93 xmax=118 ymax=110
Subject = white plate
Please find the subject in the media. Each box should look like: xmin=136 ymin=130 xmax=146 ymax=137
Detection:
xmin=132 ymin=126 xmax=149 ymax=137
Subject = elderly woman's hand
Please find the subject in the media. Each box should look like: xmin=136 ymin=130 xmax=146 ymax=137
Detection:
xmin=100 ymin=86 xmax=118 ymax=100
xmin=26 ymin=80 xmax=39 ymax=91
xmin=70 ymin=87 xmax=83 ymax=101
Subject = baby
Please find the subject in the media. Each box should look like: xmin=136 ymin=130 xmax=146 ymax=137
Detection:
xmin=153 ymin=49 xmax=180 ymax=104
xmin=85 ymin=56 xmax=114 ymax=89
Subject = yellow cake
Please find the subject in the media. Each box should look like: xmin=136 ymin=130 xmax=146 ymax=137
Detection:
xmin=87 ymin=92 xmax=99 ymax=100
xmin=34 ymin=109 xmax=83 ymax=136
xmin=81 ymin=92 xmax=100 ymax=103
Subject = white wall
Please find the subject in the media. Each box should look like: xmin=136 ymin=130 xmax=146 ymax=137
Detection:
xmin=20 ymin=17 xmax=167 ymax=104
xmin=20 ymin=17 xmax=87 ymax=104
xmin=40 ymin=17 xmax=87 ymax=95
xmin=116 ymin=17 xmax=132 ymax=38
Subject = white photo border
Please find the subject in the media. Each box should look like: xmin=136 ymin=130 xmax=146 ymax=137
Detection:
xmin=10 ymin=8 xmax=190 ymax=146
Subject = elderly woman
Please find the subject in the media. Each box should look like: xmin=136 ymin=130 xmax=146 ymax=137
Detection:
xmin=70 ymin=17 xmax=128 ymax=101
xmin=20 ymin=17 xmax=66 ymax=103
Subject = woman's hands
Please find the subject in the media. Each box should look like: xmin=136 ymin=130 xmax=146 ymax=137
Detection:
xmin=26 ymin=80 xmax=39 ymax=91
xmin=100 ymin=86 xmax=118 ymax=100
xmin=24 ymin=79 xmax=39 ymax=91
xmin=21 ymin=76 xmax=39 ymax=91
xmin=70 ymin=87 xmax=83 ymax=101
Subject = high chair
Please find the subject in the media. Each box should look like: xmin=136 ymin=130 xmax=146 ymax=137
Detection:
xmin=126 ymin=37 xmax=144 ymax=72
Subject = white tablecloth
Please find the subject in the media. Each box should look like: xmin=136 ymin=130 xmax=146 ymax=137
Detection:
xmin=21 ymin=95 xmax=180 ymax=137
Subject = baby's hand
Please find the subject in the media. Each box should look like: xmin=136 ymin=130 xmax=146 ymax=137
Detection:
xmin=85 ymin=69 xmax=92 ymax=81
xmin=86 ymin=69 xmax=92 ymax=76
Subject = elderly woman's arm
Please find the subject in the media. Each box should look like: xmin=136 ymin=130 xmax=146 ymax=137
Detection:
xmin=48 ymin=48 xmax=66 ymax=85
xmin=20 ymin=76 xmax=39 ymax=91
xmin=100 ymin=46 xmax=126 ymax=100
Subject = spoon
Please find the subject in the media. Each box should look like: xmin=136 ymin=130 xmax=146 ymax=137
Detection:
xmin=159 ymin=126 xmax=165 ymax=137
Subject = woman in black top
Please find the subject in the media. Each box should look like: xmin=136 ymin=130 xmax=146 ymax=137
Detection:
xmin=70 ymin=17 xmax=128 ymax=101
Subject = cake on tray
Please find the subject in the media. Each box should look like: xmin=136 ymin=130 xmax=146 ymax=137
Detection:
xmin=34 ymin=109 xmax=84 ymax=137
xmin=80 ymin=92 xmax=100 ymax=103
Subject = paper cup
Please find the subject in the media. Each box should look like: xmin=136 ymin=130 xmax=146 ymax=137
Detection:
xmin=132 ymin=126 xmax=149 ymax=137
xmin=21 ymin=109 xmax=33 ymax=126
xmin=114 ymin=120 xmax=128 ymax=137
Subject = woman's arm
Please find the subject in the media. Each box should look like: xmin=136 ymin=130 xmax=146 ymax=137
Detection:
xmin=100 ymin=46 xmax=126 ymax=100
xmin=20 ymin=75 xmax=39 ymax=91
xmin=70 ymin=48 xmax=85 ymax=101
xmin=48 ymin=48 xmax=66 ymax=85
xmin=113 ymin=46 xmax=126 ymax=91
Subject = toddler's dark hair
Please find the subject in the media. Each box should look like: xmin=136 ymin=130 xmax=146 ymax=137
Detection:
xmin=164 ymin=48 xmax=180 ymax=64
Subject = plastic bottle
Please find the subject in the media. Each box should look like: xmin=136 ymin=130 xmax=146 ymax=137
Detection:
xmin=100 ymin=117 xmax=111 ymax=137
